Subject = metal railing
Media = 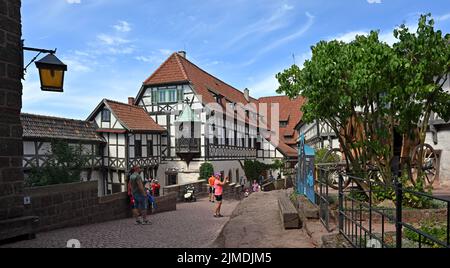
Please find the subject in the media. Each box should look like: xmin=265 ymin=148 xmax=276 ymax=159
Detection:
xmin=315 ymin=164 xmax=450 ymax=248
xmin=175 ymin=138 xmax=201 ymax=153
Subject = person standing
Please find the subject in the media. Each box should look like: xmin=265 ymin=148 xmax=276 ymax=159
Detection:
xmin=252 ymin=180 xmax=260 ymax=192
xmin=152 ymin=179 xmax=161 ymax=197
xmin=208 ymin=174 xmax=216 ymax=203
xmin=214 ymin=173 xmax=229 ymax=217
xmin=130 ymin=165 xmax=151 ymax=225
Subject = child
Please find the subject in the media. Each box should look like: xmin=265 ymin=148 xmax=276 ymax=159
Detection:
xmin=252 ymin=180 xmax=260 ymax=192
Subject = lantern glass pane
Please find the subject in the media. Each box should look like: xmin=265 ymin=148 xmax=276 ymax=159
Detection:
xmin=39 ymin=68 xmax=64 ymax=89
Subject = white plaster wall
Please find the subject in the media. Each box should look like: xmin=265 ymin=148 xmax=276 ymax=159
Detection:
xmin=425 ymin=129 xmax=450 ymax=187
xmin=23 ymin=141 xmax=35 ymax=155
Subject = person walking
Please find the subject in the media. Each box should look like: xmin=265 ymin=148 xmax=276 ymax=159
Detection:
xmin=214 ymin=173 xmax=229 ymax=218
xmin=208 ymin=173 xmax=216 ymax=203
xmin=129 ymin=165 xmax=151 ymax=225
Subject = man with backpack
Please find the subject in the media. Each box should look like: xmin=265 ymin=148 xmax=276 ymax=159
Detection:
xmin=129 ymin=165 xmax=151 ymax=225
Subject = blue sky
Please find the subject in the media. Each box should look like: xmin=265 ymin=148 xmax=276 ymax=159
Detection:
xmin=22 ymin=0 xmax=450 ymax=119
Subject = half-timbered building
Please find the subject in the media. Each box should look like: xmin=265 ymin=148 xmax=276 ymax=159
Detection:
xmin=258 ymin=96 xmax=306 ymax=174
xmin=87 ymin=99 xmax=166 ymax=195
xmin=21 ymin=113 xmax=106 ymax=194
xmin=132 ymin=51 xmax=304 ymax=186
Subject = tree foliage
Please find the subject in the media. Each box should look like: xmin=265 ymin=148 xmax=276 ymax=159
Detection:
xmin=276 ymin=14 xmax=450 ymax=186
xmin=26 ymin=140 xmax=87 ymax=187
xmin=243 ymin=160 xmax=268 ymax=182
xmin=199 ymin=162 xmax=214 ymax=180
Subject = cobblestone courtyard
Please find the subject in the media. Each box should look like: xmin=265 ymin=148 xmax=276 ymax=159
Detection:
xmin=1 ymin=198 xmax=239 ymax=248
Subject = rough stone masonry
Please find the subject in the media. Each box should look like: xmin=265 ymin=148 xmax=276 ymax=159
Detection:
xmin=0 ymin=0 xmax=24 ymax=222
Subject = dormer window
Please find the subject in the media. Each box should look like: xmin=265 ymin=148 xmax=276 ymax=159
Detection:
xmin=101 ymin=109 xmax=110 ymax=122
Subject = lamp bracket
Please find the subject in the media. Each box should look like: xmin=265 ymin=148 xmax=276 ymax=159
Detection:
xmin=22 ymin=46 xmax=57 ymax=74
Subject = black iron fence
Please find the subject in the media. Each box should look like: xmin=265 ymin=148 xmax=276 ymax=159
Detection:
xmin=315 ymin=166 xmax=450 ymax=248
xmin=315 ymin=166 xmax=333 ymax=232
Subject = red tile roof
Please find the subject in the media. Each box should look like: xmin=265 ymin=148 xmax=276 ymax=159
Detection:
xmin=87 ymin=99 xmax=166 ymax=133
xmin=144 ymin=53 xmax=253 ymax=106
xmin=258 ymin=96 xmax=306 ymax=158
xmin=104 ymin=100 xmax=166 ymax=133
xmin=21 ymin=113 xmax=105 ymax=143
xmin=141 ymin=52 xmax=262 ymax=128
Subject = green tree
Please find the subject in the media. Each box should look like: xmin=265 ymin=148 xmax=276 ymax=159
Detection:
xmin=199 ymin=162 xmax=214 ymax=180
xmin=243 ymin=160 xmax=268 ymax=182
xmin=276 ymin=14 xmax=450 ymax=188
xmin=270 ymin=159 xmax=285 ymax=175
xmin=26 ymin=140 xmax=88 ymax=187
xmin=391 ymin=14 xmax=450 ymax=184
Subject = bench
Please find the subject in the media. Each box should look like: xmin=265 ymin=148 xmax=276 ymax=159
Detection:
xmin=278 ymin=194 xmax=301 ymax=229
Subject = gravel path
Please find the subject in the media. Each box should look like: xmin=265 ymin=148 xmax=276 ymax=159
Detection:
xmin=1 ymin=197 xmax=239 ymax=248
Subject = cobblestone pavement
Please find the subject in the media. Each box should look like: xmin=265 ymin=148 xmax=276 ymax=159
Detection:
xmin=1 ymin=198 xmax=239 ymax=248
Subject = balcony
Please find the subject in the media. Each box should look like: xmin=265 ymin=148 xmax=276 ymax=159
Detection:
xmin=175 ymin=138 xmax=201 ymax=154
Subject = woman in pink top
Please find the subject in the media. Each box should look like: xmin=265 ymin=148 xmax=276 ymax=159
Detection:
xmin=214 ymin=173 xmax=229 ymax=218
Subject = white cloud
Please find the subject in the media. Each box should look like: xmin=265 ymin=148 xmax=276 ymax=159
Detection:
xmin=332 ymin=30 xmax=368 ymax=43
xmin=94 ymin=34 xmax=135 ymax=54
xmin=329 ymin=22 xmax=417 ymax=46
xmin=97 ymin=34 xmax=131 ymax=45
xmin=66 ymin=0 xmax=81 ymax=4
xmin=437 ymin=13 xmax=450 ymax=22
xmin=224 ymin=3 xmax=297 ymax=48
xmin=62 ymin=58 xmax=92 ymax=73
xmin=241 ymin=12 xmax=315 ymax=67
xmin=259 ymin=12 xmax=315 ymax=54
xmin=367 ymin=0 xmax=382 ymax=4
xmin=114 ymin=21 xmax=132 ymax=32
xmin=158 ymin=49 xmax=172 ymax=56
xmin=135 ymin=56 xmax=154 ymax=63
xmin=135 ymin=49 xmax=173 ymax=63
xmin=249 ymin=73 xmax=280 ymax=97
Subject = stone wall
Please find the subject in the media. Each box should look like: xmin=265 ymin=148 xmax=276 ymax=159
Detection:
xmin=0 ymin=0 xmax=24 ymax=221
xmin=163 ymin=180 xmax=208 ymax=201
xmin=23 ymin=181 xmax=177 ymax=233
xmin=163 ymin=180 xmax=243 ymax=202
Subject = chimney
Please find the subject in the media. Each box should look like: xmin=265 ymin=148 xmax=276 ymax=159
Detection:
xmin=177 ymin=51 xmax=186 ymax=58
xmin=244 ymin=88 xmax=250 ymax=102
xmin=128 ymin=97 xmax=135 ymax=105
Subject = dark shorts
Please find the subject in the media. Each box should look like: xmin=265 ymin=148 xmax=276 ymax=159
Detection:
xmin=133 ymin=194 xmax=148 ymax=210
xmin=215 ymin=195 xmax=223 ymax=202
xmin=209 ymin=186 xmax=215 ymax=194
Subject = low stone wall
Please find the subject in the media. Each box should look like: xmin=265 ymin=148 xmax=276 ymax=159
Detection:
xmin=23 ymin=181 xmax=177 ymax=233
xmin=163 ymin=180 xmax=208 ymax=201
xmin=163 ymin=180 xmax=243 ymax=202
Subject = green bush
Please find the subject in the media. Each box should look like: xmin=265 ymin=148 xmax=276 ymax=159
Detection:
xmin=404 ymin=220 xmax=448 ymax=248
xmin=26 ymin=140 xmax=87 ymax=187
xmin=315 ymin=148 xmax=340 ymax=164
xmin=199 ymin=162 xmax=214 ymax=181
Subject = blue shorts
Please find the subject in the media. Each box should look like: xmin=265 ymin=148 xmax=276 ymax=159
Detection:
xmin=133 ymin=194 xmax=148 ymax=210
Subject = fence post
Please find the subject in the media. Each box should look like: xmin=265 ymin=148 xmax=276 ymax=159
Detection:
xmin=395 ymin=179 xmax=403 ymax=248
xmin=338 ymin=173 xmax=344 ymax=233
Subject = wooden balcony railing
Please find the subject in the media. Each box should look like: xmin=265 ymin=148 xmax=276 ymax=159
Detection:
xmin=175 ymin=138 xmax=201 ymax=154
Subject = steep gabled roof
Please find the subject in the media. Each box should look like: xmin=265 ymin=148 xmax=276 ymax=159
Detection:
xmin=139 ymin=52 xmax=256 ymax=107
xmin=87 ymin=99 xmax=166 ymax=133
xmin=258 ymin=96 xmax=306 ymax=158
xmin=21 ymin=113 xmax=105 ymax=143
xmin=143 ymin=53 xmax=189 ymax=85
